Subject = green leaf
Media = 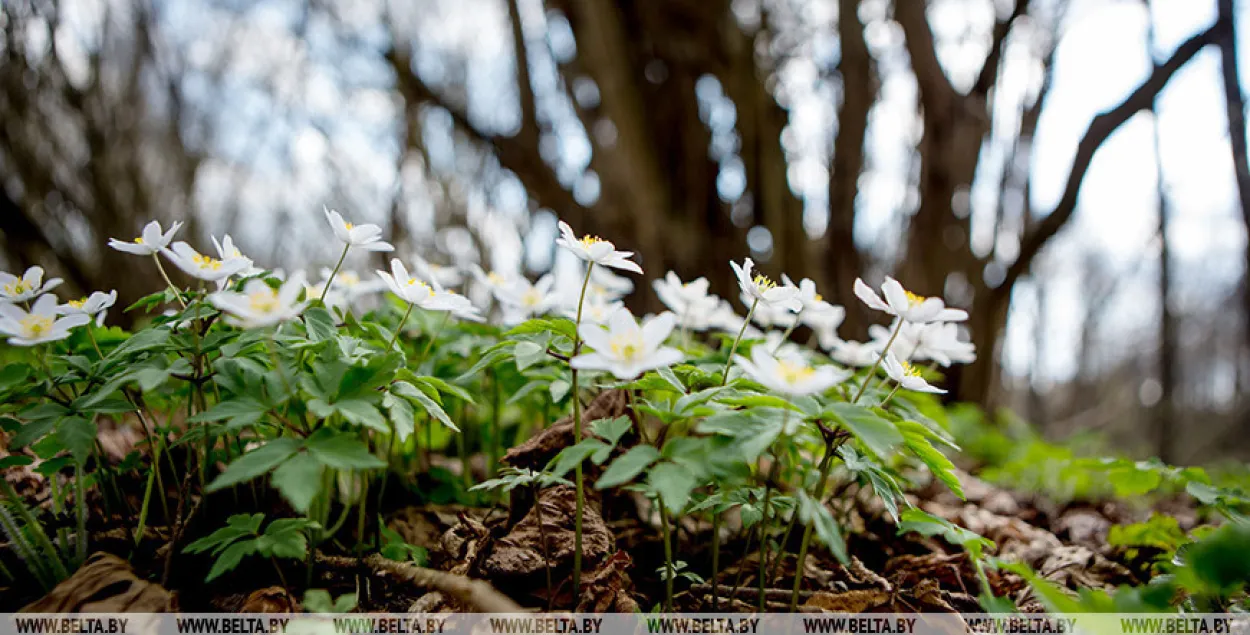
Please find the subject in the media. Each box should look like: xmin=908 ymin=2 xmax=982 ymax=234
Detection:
xmin=303 ymin=307 xmax=337 ymax=342
xmin=898 ymin=509 xmax=994 ymax=561
xmin=506 ymin=317 xmax=576 ymax=341
xmin=305 ymin=430 xmax=385 ymax=470
xmin=1108 ymin=466 xmax=1163 ymax=497
xmin=188 ymin=397 xmax=269 ymax=425
xmin=549 ymin=379 xmax=571 ymax=403
xmin=455 ymin=347 xmax=511 ymax=382
xmin=207 ymin=438 xmax=302 ymax=492
xmin=271 ymin=452 xmax=323 ymax=513
xmin=547 ymin=439 xmax=609 ymax=479
xmin=206 ymin=541 xmax=256 ymax=581
xmin=829 ymin=403 xmax=903 ymax=459
xmin=798 ymin=489 xmax=847 ymax=564
xmin=514 ymin=341 xmax=546 ymax=371
xmin=335 ymin=399 xmax=388 ymax=433
xmin=902 ymin=430 xmax=964 ymax=499
xmin=55 ymin=416 xmax=97 ymax=464
xmin=596 ymin=446 xmax=661 ymax=489
xmin=648 ymin=461 xmax=697 ymax=514
xmin=383 ymin=393 xmax=415 ymax=442
xmin=655 ymin=367 xmax=686 ymax=393
xmin=0 ymin=455 xmax=33 ymax=470
xmin=399 ymin=385 xmax=458 ymax=433
xmin=591 ymin=416 xmax=631 ymax=447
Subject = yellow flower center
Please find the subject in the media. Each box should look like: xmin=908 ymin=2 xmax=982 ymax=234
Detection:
xmin=406 ymin=278 xmax=431 ymax=294
xmin=248 ymin=288 xmax=280 ymax=313
xmin=344 ymin=222 xmax=354 ymax=230
xmin=777 ymin=359 xmax=814 ymax=384
xmin=900 ymin=361 xmax=922 ymax=377
xmin=753 ymin=274 xmax=776 ymax=291
xmin=905 ymin=291 xmax=926 ymax=306
xmin=813 ymin=293 xmax=823 ymax=302
xmin=68 ymin=298 xmax=86 ymax=309
xmin=522 ymin=288 xmax=542 ymax=307
xmin=192 ymin=254 xmax=223 ymax=270
xmin=3 ymin=281 xmax=29 ymax=296
xmin=134 ymin=237 xmax=144 ymax=244
xmin=609 ymin=335 xmax=642 ymax=361
xmin=339 ymin=272 xmax=360 ymax=287
xmin=487 ymin=272 xmax=504 ymax=284
xmin=20 ymin=315 xmax=53 ymax=337
xmin=579 ymin=235 xmax=605 ymax=248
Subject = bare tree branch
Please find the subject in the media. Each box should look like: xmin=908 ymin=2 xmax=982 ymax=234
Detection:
xmin=1000 ymin=20 xmax=1227 ymax=293
xmin=972 ymin=0 xmax=1030 ymax=98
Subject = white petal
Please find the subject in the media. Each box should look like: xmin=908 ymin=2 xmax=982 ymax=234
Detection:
xmin=853 ymin=278 xmax=891 ymax=312
xmin=641 ymin=312 xmax=675 ymax=350
xmin=881 ymin=277 xmax=911 ymax=315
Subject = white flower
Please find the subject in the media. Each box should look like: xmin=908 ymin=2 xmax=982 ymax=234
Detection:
xmin=913 ymin=322 xmax=976 ymax=366
xmin=742 ymin=290 xmax=792 ymax=328
xmin=555 ymin=221 xmax=642 ymax=274
xmin=211 ymin=235 xmax=261 ymax=277
xmin=320 ymin=268 xmax=385 ymax=299
xmin=831 ymin=340 xmax=881 ymax=367
xmin=0 ymin=295 xmax=89 ymax=346
xmin=654 ymin=272 xmax=720 ymax=327
xmin=730 ymin=258 xmax=800 ymax=312
xmin=764 ymin=331 xmax=803 ymax=358
xmin=161 ymin=242 xmax=251 ymax=282
xmin=566 ymin=296 xmax=623 ymax=325
xmin=572 ymin=309 xmax=682 ymax=379
xmin=733 ymin=347 xmax=851 ymax=396
xmin=411 ymin=254 xmax=464 ymax=289
xmin=869 ymin=321 xmax=921 ymax=358
xmin=495 ymin=275 xmax=560 ymax=322
xmin=882 ymin=351 xmax=945 ymax=393
xmin=377 ymin=259 xmax=482 ymax=321
xmin=58 ymin=290 xmax=117 ymax=326
xmin=324 ymin=208 xmax=394 ymax=252
xmin=108 ymin=220 xmax=183 ymax=256
xmin=781 ymin=275 xmax=846 ymax=349
xmin=471 ymin=265 xmax=518 ymax=292
xmin=0 ymin=266 xmax=62 ymax=303
xmin=854 ymin=277 xmax=967 ymax=324
xmin=210 ymin=273 xmax=307 ymax=328
xmin=588 ymin=265 xmax=635 ymax=298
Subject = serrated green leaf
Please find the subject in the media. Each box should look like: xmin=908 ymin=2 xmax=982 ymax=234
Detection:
xmin=208 ymin=438 xmax=302 ymax=491
xmin=596 ymin=445 xmax=660 ymax=489
xmin=798 ymin=489 xmax=847 ymax=564
xmin=55 ymin=416 xmax=96 ymax=464
xmin=648 ymin=461 xmax=697 ymax=514
xmin=547 ymin=439 xmax=609 ymax=479
xmin=305 ymin=430 xmax=385 ymax=470
xmin=830 ymin=402 xmax=903 ymax=459
xmin=272 ymin=452 xmax=323 ymax=513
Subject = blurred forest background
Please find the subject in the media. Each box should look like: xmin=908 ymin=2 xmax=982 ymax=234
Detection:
xmin=2 ymin=0 xmax=1249 ymax=465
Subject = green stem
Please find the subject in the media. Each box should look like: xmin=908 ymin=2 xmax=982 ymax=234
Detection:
xmin=570 ymin=262 xmax=594 ymax=600
xmin=660 ymin=503 xmax=675 ymax=612
xmin=152 ymin=254 xmax=187 ymax=309
xmin=851 ymin=319 xmax=904 ymax=403
xmin=417 ymin=311 xmax=451 ymax=367
xmin=790 ymin=442 xmax=838 ymax=612
xmin=710 ymin=509 xmax=722 ymax=611
xmin=319 ymin=244 xmax=352 ymax=308
xmin=756 ymin=451 xmax=782 ymax=611
xmin=85 ymin=326 xmax=104 ymax=358
xmin=775 ymin=308 xmax=804 ymax=353
xmin=721 ymin=299 xmax=759 ymax=385
xmin=879 ymin=383 xmax=902 ymax=408
xmin=388 ymin=302 xmax=416 ymax=351
xmin=75 ymin=462 xmax=87 ymax=565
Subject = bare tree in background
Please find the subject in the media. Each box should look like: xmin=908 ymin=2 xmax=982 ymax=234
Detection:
xmin=3 ymin=0 xmax=1249 ymax=439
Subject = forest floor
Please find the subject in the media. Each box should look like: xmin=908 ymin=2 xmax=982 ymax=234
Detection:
xmin=1 ymin=390 xmax=1181 ymax=614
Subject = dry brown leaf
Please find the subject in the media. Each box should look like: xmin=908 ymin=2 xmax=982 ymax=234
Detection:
xmin=22 ymin=553 xmax=171 ymax=612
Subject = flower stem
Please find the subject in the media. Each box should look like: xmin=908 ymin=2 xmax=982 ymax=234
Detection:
xmin=879 ymin=383 xmax=902 ymax=408
xmin=851 ymin=319 xmax=904 ymax=404
xmin=152 ymin=254 xmax=187 ymax=309
xmin=721 ymin=299 xmax=759 ymax=386
xmin=660 ymin=502 xmax=675 ymax=612
xmin=710 ymin=509 xmax=722 ymax=610
xmin=790 ymin=444 xmax=836 ymax=612
xmin=417 ymin=311 xmax=451 ymax=367
xmin=756 ymin=453 xmax=781 ymax=611
xmin=319 ymin=244 xmax=351 ymax=308
xmin=85 ymin=326 xmax=104 ymax=358
xmin=775 ymin=308 xmax=804 ymax=353
xmin=570 ymin=262 xmax=595 ymax=601
xmin=387 ymin=303 xmax=416 ymax=350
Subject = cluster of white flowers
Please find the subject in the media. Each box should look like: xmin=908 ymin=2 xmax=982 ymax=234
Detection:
xmin=0 ymin=208 xmax=978 ymax=403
